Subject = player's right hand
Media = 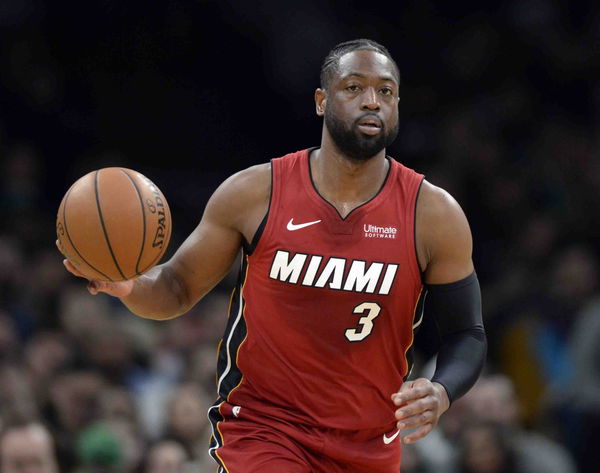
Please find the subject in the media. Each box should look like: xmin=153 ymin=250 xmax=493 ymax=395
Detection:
xmin=57 ymin=240 xmax=134 ymax=298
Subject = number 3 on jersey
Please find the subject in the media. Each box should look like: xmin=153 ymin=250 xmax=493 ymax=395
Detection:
xmin=345 ymin=302 xmax=382 ymax=342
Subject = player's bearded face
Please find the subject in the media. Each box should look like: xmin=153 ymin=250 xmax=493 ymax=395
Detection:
xmin=325 ymin=106 xmax=399 ymax=162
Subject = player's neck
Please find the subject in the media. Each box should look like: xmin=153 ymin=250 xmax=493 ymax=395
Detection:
xmin=310 ymin=142 xmax=389 ymax=218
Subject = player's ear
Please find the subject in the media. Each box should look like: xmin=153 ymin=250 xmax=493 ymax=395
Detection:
xmin=315 ymin=88 xmax=326 ymax=117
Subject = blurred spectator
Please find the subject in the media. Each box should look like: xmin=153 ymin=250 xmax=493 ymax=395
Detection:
xmin=104 ymin=420 xmax=144 ymax=473
xmin=96 ymin=389 xmax=144 ymax=473
xmin=0 ymin=237 xmax=26 ymax=328
xmin=25 ymin=331 xmax=74 ymax=407
xmin=552 ymin=292 xmax=600 ymax=470
xmin=498 ymin=244 xmax=598 ymax=426
xmin=466 ymin=375 xmax=577 ymax=473
xmin=143 ymin=441 xmax=188 ymax=473
xmin=97 ymin=387 xmax=138 ymax=427
xmin=82 ymin=324 xmax=136 ymax=385
xmin=0 ymin=421 xmax=59 ymax=473
xmin=75 ymin=423 xmax=123 ymax=473
xmin=455 ymin=420 xmax=518 ymax=473
xmin=414 ymin=373 xmax=577 ymax=473
xmin=47 ymin=371 xmax=106 ymax=442
xmin=0 ymin=363 xmax=39 ymax=427
xmin=186 ymin=345 xmax=218 ymax=392
xmin=25 ymin=249 xmax=71 ymax=330
xmin=163 ymin=383 xmax=212 ymax=464
xmin=0 ymin=144 xmax=42 ymax=212
xmin=0 ymin=313 xmax=20 ymax=361
xmin=399 ymin=443 xmax=428 ymax=473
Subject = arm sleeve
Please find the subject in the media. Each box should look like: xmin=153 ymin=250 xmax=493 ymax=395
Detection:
xmin=426 ymin=272 xmax=487 ymax=404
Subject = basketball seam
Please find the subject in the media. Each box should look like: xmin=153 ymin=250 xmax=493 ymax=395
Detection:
xmin=62 ymin=184 xmax=114 ymax=282
xmin=120 ymin=169 xmax=146 ymax=277
xmin=137 ymin=238 xmax=167 ymax=274
xmin=94 ymin=169 xmax=128 ymax=281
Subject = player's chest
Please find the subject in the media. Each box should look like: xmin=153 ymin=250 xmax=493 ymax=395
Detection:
xmin=268 ymin=198 xmax=406 ymax=253
xmin=257 ymin=215 xmax=411 ymax=295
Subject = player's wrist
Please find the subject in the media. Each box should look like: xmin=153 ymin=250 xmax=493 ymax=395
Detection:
xmin=431 ymin=381 xmax=450 ymax=412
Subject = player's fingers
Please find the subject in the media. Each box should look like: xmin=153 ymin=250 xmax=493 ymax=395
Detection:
xmin=402 ymin=423 xmax=433 ymax=444
xmin=392 ymin=383 xmax=431 ymax=405
xmin=88 ymin=280 xmax=117 ymax=296
xmin=89 ymin=279 xmax=134 ymax=298
xmin=88 ymin=280 xmax=118 ymax=296
xmin=88 ymin=280 xmax=100 ymax=295
xmin=396 ymin=409 xmax=435 ymax=430
xmin=55 ymin=239 xmax=65 ymax=256
xmin=63 ymin=259 xmax=87 ymax=278
xmin=391 ymin=381 xmax=413 ymax=403
xmin=395 ymin=398 xmax=430 ymax=420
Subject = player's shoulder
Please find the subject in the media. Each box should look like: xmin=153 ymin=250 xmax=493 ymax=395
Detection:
xmin=417 ymin=180 xmax=463 ymax=217
xmin=206 ymin=162 xmax=271 ymax=222
xmin=216 ymin=162 xmax=271 ymax=200
xmin=416 ymin=179 xmax=471 ymax=239
xmin=415 ymin=180 xmax=473 ymax=271
xmin=232 ymin=162 xmax=272 ymax=182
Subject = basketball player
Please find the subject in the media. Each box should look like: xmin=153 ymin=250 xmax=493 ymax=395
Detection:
xmin=60 ymin=39 xmax=486 ymax=472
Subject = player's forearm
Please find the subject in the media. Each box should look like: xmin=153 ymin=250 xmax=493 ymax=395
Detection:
xmin=431 ymin=327 xmax=487 ymax=403
xmin=120 ymin=264 xmax=191 ymax=320
xmin=426 ymin=272 xmax=487 ymax=403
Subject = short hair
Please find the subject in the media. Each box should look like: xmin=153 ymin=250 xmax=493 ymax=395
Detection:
xmin=320 ymin=39 xmax=400 ymax=90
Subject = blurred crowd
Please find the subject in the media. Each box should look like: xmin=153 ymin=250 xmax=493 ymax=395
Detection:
xmin=1 ymin=1 xmax=599 ymax=472
xmin=0 ymin=228 xmax=231 ymax=472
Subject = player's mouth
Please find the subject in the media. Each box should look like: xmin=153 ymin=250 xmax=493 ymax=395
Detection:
xmin=356 ymin=116 xmax=382 ymax=136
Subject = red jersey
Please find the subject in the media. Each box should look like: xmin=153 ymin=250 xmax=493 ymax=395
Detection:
xmin=213 ymin=148 xmax=425 ymax=433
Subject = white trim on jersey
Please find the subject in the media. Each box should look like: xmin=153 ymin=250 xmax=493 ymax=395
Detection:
xmin=208 ymin=257 xmax=246 ymax=463
xmin=207 ymin=402 xmax=222 ymax=462
xmin=217 ymin=267 xmax=245 ymax=392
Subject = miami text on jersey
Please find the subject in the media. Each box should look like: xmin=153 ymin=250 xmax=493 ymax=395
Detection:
xmin=269 ymin=250 xmax=399 ymax=295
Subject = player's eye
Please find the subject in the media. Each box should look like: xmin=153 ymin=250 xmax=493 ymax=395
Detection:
xmin=346 ymin=84 xmax=361 ymax=92
xmin=380 ymin=87 xmax=393 ymax=96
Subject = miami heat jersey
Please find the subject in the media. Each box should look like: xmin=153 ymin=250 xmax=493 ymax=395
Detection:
xmin=213 ymin=148 xmax=425 ymax=433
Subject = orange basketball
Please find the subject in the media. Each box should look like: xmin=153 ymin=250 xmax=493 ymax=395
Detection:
xmin=56 ymin=167 xmax=172 ymax=282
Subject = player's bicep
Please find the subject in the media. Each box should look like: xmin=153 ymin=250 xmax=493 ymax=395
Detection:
xmin=166 ymin=189 xmax=244 ymax=307
xmin=420 ymin=184 xmax=474 ymax=284
xmin=174 ymin=218 xmax=241 ymax=299
xmin=156 ymin=164 xmax=269 ymax=311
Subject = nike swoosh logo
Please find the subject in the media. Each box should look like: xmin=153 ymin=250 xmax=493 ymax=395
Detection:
xmin=286 ymin=218 xmax=322 ymax=231
xmin=383 ymin=430 xmax=400 ymax=444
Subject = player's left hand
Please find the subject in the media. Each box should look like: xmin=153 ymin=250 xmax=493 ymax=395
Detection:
xmin=391 ymin=378 xmax=450 ymax=444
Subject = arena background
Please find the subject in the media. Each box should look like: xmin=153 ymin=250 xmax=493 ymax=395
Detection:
xmin=0 ymin=1 xmax=598 ymax=472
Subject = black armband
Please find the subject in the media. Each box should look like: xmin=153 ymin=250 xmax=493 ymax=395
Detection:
xmin=427 ymin=272 xmax=487 ymax=404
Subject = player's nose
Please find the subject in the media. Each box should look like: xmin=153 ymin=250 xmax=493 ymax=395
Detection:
xmin=360 ymin=87 xmax=380 ymax=111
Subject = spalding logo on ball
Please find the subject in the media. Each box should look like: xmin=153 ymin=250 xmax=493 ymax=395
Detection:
xmin=56 ymin=167 xmax=172 ymax=281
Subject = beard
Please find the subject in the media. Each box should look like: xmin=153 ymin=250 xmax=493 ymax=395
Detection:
xmin=325 ymin=108 xmax=399 ymax=162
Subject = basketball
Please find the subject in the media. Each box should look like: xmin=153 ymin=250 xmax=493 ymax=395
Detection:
xmin=56 ymin=167 xmax=172 ymax=282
